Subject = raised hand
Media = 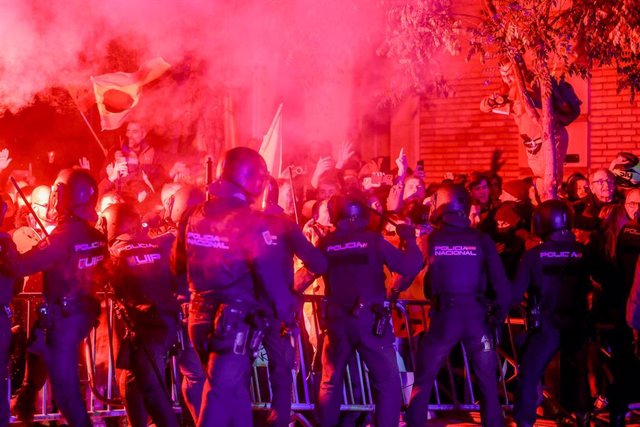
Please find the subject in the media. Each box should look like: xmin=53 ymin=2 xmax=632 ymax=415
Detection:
xmin=78 ymin=157 xmax=90 ymax=170
xmin=0 ymin=148 xmax=12 ymax=172
xmin=107 ymin=157 xmax=128 ymax=182
xmin=335 ymin=140 xmax=355 ymax=170
xmin=311 ymin=156 xmax=333 ymax=188
xmin=395 ymin=147 xmax=408 ymax=178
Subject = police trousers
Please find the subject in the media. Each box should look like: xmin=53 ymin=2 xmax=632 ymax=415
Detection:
xmin=406 ymin=305 xmax=503 ymax=427
xmin=317 ymin=309 xmax=401 ymax=427
xmin=189 ymin=298 xmax=254 ymax=427
xmin=0 ymin=312 xmax=11 ymax=425
xmin=118 ymin=310 xmax=180 ymax=427
xmin=513 ymin=325 xmax=590 ymax=426
xmin=45 ymin=303 xmax=98 ymax=427
xmin=263 ymin=321 xmax=297 ymax=427
xmin=177 ymin=321 xmax=206 ymax=423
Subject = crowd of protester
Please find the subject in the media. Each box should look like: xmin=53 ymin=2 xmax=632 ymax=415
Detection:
xmin=1 ymin=120 xmax=640 ymax=426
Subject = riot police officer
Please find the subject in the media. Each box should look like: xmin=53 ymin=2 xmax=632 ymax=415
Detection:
xmin=172 ymin=147 xmax=273 ymax=427
xmin=511 ymin=200 xmax=591 ymax=427
xmin=3 ymin=168 xmax=107 ymax=426
xmin=406 ymin=183 xmax=511 ymax=427
xmin=102 ymin=202 xmax=180 ymax=427
xmin=0 ymin=196 xmax=20 ymax=425
xmin=258 ymin=177 xmax=327 ymax=426
xmin=160 ymin=185 xmax=207 ymax=424
xmin=315 ymin=193 xmax=423 ymax=427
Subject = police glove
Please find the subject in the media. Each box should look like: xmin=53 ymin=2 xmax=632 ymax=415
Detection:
xmin=396 ymin=224 xmax=416 ymax=242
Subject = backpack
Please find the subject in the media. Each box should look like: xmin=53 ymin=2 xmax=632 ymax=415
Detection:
xmin=552 ymin=78 xmax=582 ymax=127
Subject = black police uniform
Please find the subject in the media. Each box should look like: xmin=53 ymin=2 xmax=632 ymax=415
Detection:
xmin=157 ymin=227 xmax=206 ymax=425
xmin=0 ymin=232 xmax=19 ymax=425
xmin=406 ymin=213 xmax=511 ymax=427
xmin=316 ymin=214 xmax=422 ymax=427
xmin=109 ymin=231 xmax=180 ymax=427
xmin=4 ymin=216 xmax=106 ymax=427
xmin=511 ymin=229 xmax=591 ymax=426
xmin=260 ymin=204 xmax=327 ymax=427
xmin=172 ymin=180 xmax=273 ymax=427
xmin=606 ymin=220 xmax=640 ymax=424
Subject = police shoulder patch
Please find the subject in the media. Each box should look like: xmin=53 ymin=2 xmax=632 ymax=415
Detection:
xmin=262 ymin=230 xmax=278 ymax=246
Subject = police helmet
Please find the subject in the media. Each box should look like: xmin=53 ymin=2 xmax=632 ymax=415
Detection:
xmin=532 ymin=199 xmax=572 ymax=239
xmin=328 ymin=192 xmax=370 ymax=224
xmin=100 ymin=202 xmax=141 ymax=242
xmin=430 ymin=184 xmax=471 ymax=223
xmin=169 ymin=186 xmax=205 ymax=224
xmin=220 ymin=147 xmax=268 ymax=200
xmin=609 ymin=152 xmax=640 ymax=188
xmin=48 ymin=168 xmax=98 ymax=223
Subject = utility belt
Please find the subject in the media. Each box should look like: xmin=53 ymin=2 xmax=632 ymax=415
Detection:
xmin=431 ymin=294 xmax=483 ymax=310
xmin=190 ymin=292 xmax=270 ymax=357
xmin=432 ymin=294 xmax=501 ymax=347
xmin=37 ymin=295 xmax=100 ymax=330
xmin=326 ymin=298 xmax=393 ymax=338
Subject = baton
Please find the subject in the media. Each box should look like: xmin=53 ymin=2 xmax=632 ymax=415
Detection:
xmin=10 ymin=177 xmax=50 ymax=239
xmin=205 ymin=157 xmax=214 ymax=202
xmin=367 ymin=205 xmax=398 ymax=227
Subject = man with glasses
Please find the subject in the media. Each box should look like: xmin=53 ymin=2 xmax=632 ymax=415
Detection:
xmin=589 ymin=169 xmax=618 ymax=205
xmin=575 ymin=169 xmax=620 ymax=231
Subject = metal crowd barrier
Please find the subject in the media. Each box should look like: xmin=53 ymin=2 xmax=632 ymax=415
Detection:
xmin=9 ymin=292 xmax=182 ymax=425
xmin=249 ymin=295 xmax=522 ymax=424
xmin=11 ymin=292 xmax=622 ymax=425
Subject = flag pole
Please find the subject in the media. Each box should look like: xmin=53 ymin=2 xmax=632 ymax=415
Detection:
xmin=67 ymin=89 xmax=108 ymax=156
xmin=288 ymin=165 xmax=299 ymax=225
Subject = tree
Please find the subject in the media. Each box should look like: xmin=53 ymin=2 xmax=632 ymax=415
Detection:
xmin=380 ymin=0 xmax=640 ymax=199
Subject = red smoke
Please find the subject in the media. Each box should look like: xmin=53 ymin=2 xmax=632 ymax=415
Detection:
xmin=0 ymin=0 xmax=388 ymax=157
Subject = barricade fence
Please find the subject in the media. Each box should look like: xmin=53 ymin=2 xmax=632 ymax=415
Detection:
xmin=7 ymin=293 xmax=637 ymax=424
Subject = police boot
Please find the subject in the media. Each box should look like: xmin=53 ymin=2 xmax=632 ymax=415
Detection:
xmin=574 ymin=412 xmax=591 ymax=427
xmin=10 ymin=386 xmax=37 ymax=424
xmin=610 ymin=411 xmax=626 ymax=427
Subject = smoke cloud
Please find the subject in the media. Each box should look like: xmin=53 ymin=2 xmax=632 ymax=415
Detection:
xmin=0 ymin=0 xmax=387 ymax=156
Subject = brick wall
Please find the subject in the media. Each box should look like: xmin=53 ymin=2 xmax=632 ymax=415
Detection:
xmin=418 ymin=64 xmax=640 ymax=183
xmin=589 ymin=67 xmax=640 ymax=170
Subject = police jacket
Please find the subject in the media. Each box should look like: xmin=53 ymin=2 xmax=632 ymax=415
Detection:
xmin=425 ymin=213 xmax=511 ymax=318
xmin=260 ymin=205 xmax=327 ymax=321
xmin=171 ymin=181 xmax=272 ymax=303
xmin=617 ymin=221 xmax=640 ymax=293
xmin=320 ymin=218 xmax=422 ymax=307
xmin=3 ymin=216 xmax=107 ymax=304
xmin=513 ymin=230 xmax=590 ymax=329
xmin=109 ymin=232 xmax=179 ymax=313
xmin=627 ymin=257 xmax=640 ymax=330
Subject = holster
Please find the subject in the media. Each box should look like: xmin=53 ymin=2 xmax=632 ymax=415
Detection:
xmin=246 ymin=310 xmax=271 ymax=357
xmin=527 ymin=303 xmax=542 ymax=332
xmin=483 ymin=300 xmax=501 ymax=348
xmin=372 ymin=302 xmax=392 ymax=337
xmin=35 ymin=303 xmax=52 ymax=331
xmin=211 ymin=302 xmax=250 ymax=355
